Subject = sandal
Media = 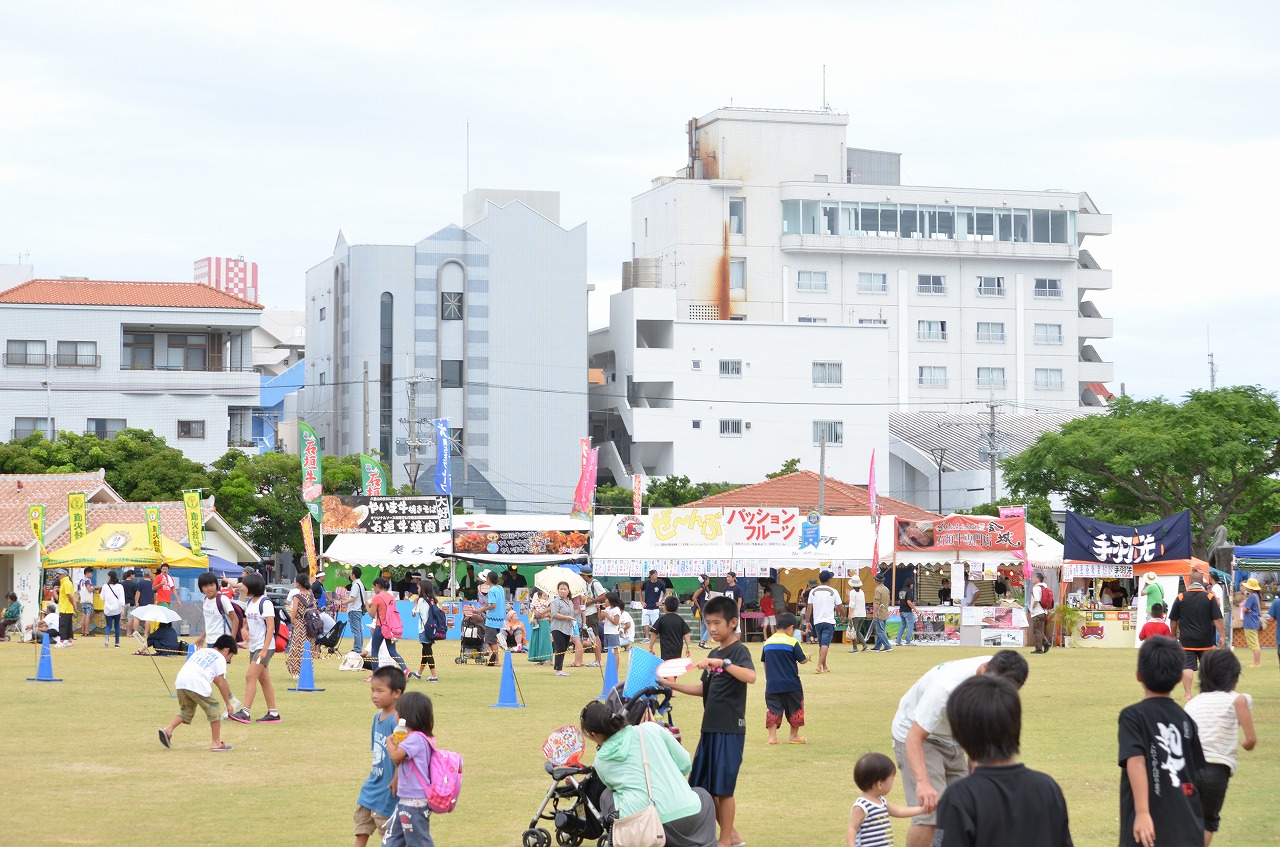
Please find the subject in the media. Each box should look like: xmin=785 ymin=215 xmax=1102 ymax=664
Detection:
xmin=157 ymin=729 xmax=171 ymax=749
xmin=210 ymin=743 xmax=233 ymax=752
xmin=788 ymin=737 xmax=808 ymax=744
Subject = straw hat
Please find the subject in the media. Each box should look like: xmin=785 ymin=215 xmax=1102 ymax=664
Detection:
xmin=1142 ymin=572 xmax=1158 ymax=584
xmin=1242 ymin=578 xmax=1262 ymax=592
xmin=849 ymin=575 xmax=863 ymax=588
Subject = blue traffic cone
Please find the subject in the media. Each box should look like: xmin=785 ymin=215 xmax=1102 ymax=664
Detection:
xmin=27 ymin=632 xmax=63 ymax=683
xmin=187 ymin=642 xmax=196 ymax=659
xmin=490 ymin=650 xmax=525 ymax=708
xmin=289 ymin=641 xmax=325 ymax=692
xmin=598 ymin=646 xmax=619 ymax=699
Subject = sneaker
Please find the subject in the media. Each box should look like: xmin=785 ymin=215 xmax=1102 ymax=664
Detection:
xmin=408 ymin=671 xmax=422 ymax=680
xmin=585 ymin=662 xmax=602 ymax=668
xmin=362 ymin=675 xmax=373 ymax=682
xmin=427 ymin=676 xmax=439 ymax=682
xmin=157 ymin=728 xmax=172 ymax=749
xmin=227 ymin=709 xmax=252 ymax=724
xmin=555 ymin=671 xmax=570 ymax=677
xmin=256 ymin=711 xmax=282 ymax=723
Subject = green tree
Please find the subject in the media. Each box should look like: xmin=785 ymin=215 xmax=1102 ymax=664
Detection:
xmin=956 ymin=496 xmax=1062 ymax=541
xmin=1001 ymin=386 xmax=1280 ymax=556
xmin=0 ymin=429 xmax=210 ymax=500
xmin=593 ymin=475 xmax=743 ymax=513
xmin=766 ymin=458 xmax=800 ymax=479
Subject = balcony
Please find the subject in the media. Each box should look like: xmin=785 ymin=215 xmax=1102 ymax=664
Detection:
xmin=55 ymin=353 xmax=102 ymax=368
xmin=1077 ymin=213 xmax=1112 ymax=236
xmin=780 ymin=233 xmax=1077 ymax=261
xmin=1078 ymin=359 xmax=1115 ymax=382
xmin=1078 ymin=316 xmax=1114 ymax=339
xmin=11 ymin=428 xmax=55 ymax=441
xmin=84 ymin=429 xmax=124 ymax=440
xmin=917 ymin=330 xmax=948 ymax=341
xmin=1077 ymin=268 xmax=1112 ymax=290
xmin=3 ymin=353 xmax=50 ymax=367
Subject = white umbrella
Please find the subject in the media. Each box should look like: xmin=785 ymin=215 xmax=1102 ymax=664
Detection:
xmin=535 ymin=566 xmax=586 ymax=599
xmin=129 ymin=605 xmax=183 ymax=624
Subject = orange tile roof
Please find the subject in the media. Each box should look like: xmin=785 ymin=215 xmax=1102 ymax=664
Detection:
xmin=0 ymin=472 xmax=117 ymax=547
xmin=685 ymin=470 xmax=940 ymax=521
xmin=43 ymin=500 xmax=216 ymax=550
xmin=0 ymin=279 xmax=263 ymax=309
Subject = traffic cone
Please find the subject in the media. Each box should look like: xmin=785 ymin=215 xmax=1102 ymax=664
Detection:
xmin=490 ymin=650 xmax=524 ymax=708
xmin=289 ymin=641 xmax=325 ymax=692
xmin=598 ymin=646 xmax=619 ymax=699
xmin=27 ymin=632 xmax=63 ymax=683
xmin=187 ymin=642 xmax=196 ymax=659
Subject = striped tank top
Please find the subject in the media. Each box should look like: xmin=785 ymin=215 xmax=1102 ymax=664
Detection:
xmin=1186 ymin=689 xmax=1251 ymax=773
xmin=854 ymin=795 xmax=891 ymax=847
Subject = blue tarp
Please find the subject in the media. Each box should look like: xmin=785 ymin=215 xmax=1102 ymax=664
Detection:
xmin=1234 ymin=530 xmax=1280 ymax=561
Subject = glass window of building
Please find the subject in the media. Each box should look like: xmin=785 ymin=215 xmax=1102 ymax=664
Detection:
xmin=797 ymin=271 xmax=827 ymax=292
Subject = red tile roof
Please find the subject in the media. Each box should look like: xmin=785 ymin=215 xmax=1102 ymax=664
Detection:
xmin=0 ymin=279 xmax=263 ymax=309
xmin=685 ymin=470 xmax=940 ymax=521
xmin=0 ymin=472 xmax=118 ymax=547
xmin=43 ymin=500 xmax=216 ymax=550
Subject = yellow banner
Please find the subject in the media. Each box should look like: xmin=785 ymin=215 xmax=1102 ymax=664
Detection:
xmin=68 ymin=492 xmax=87 ymax=541
xmin=28 ymin=504 xmax=45 ymax=555
xmin=183 ymin=491 xmax=205 ymax=557
xmin=300 ymin=514 xmax=318 ymax=580
xmin=145 ymin=505 xmax=163 ymax=554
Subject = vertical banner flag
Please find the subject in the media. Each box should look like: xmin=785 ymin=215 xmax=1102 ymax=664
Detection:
xmin=867 ymin=449 xmax=878 ymax=523
xmin=29 ymin=504 xmax=45 ymax=556
xmin=145 ymin=505 xmax=163 ymax=554
xmin=632 ymin=473 xmax=644 ymax=516
xmin=300 ymin=514 xmax=318 ymax=579
xmin=183 ymin=490 xmax=205 ymax=557
xmin=570 ymin=439 xmax=598 ymax=520
xmin=801 ymin=510 xmax=821 ymax=549
xmin=433 ymin=419 xmax=452 ymax=495
xmin=298 ymin=421 xmax=323 ymax=523
xmin=359 ymin=455 xmax=384 ymax=496
xmin=67 ymin=492 xmax=87 ymax=542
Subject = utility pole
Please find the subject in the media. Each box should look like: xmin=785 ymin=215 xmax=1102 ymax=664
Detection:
xmin=362 ymin=361 xmax=370 ymax=454
xmin=986 ymin=396 xmax=999 ymax=504
xmin=818 ymin=430 xmax=826 ymax=515
xmin=401 ymin=375 xmax=428 ymax=491
xmin=930 ymin=447 xmax=947 ymax=515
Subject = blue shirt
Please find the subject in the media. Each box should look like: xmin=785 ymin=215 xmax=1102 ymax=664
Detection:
xmin=485 ymin=584 xmax=506 ymax=628
xmin=357 ymin=711 xmax=398 ymax=817
xmin=1270 ymin=597 xmax=1280 ymax=623
xmin=1243 ymin=593 xmax=1261 ymax=629
xmin=642 ymin=580 xmax=666 ymax=610
xmin=760 ymin=631 xmax=807 ymax=694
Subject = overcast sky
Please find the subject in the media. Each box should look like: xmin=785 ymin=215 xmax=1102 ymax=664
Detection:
xmin=2 ymin=1 xmax=1276 ymax=401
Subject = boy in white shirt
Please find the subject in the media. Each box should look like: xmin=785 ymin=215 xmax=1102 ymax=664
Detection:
xmin=158 ymin=634 xmax=240 ymax=751
xmin=197 ymin=572 xmax=237 ymax=648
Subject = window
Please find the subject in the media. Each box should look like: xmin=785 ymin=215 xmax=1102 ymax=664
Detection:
xmin=918 ymin=366 xmax=948 ymax=387
xmin=691 ymin=360 xmax=701 ymax=371
xmin=178 ymin=420 xmax=206 ymax=439
xmin=1035 ymin=368 xmax=1064 ymax=390
xmin=692 ymin=420 xmax=701 ymax=429
xmin=6 ymin=339 xmax=47 ymax=366
xmin=123 ymin=333 xmax=154 ymax=370
xmin=448 ymin=427 xmax=464 ymax=456
xmin=858 ymin=317 xmax=888 ymax=326
xmin=319 ymin=371 xmax=327 ymax=386
xmin=977 ymin=367 xmax=1007 ymax=389
xmin=812 ymin=361 xmax=843 ymax=387
xmin=858 ymin=272 xmax=887 ymax=293
xmin=728 ymin=198 xmax=745 ymax=235
xmin=812 ymin=420 xmax=843 ymax=446
xmin=729 ymin=259 xmax=745 ymax=291
xmin=56 ymin=341 xmax=97 ymax=367
xmin=918 ymin=320 xmax=947 ymax=341
xmin=1034 ymin=278 xmax=1063 ymax=299
xmin=719 ymin=359 xmax=742 ymax=378
xmin=798 ymin=316 xmax=827 ymax=324
xmin=86 ymin=418 xmax=126 ymax=439
xmin=442 ymin=360 xmax=463 ymax=388
xmin=917 ymin=275 xmax=946 ymax=295
xmin=796 ymin=270 xmax=827 ymax=292
xmin=441 ymin=291 xmax=464 ymax=320
xmin=1034 ymin=323 xmax=1064 ymax=344
xmin=977 ymin=276 xmax=1005 ymax=296
xmin=976 ymin=322 xmax=1005 ymax=343
xmin=13 ymin=416 xmax=53 ymax=440
xmin=319 ymin=307 xmax=326 ymax=321
xmin=166 ymin=334 xmax=208 ymax=370
xmin=719 ymin=419 xmax=743 ymax=437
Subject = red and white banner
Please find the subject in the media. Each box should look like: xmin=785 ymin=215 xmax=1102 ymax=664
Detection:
xmin=632 ymin=473 xmax=644 ymax=516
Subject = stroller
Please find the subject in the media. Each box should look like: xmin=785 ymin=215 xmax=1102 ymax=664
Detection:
xmin=455 ymin=614 xmax=486 ymax=664
xmin=521 ymin=684 xmax=678 ymax=847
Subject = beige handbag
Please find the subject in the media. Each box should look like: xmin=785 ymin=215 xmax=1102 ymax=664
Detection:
xmin=609 ymin=725 xmax=667 ymax=847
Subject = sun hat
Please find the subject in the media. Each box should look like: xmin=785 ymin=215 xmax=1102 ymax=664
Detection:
xmin=1142 ymin=572 xmax=1157 ymax=584
xmin=1243 ymin=578 xmax=1262 ymax=592
xmin=849 ymin=575 xmax=863 ymax=588
xmin=806 ymin=578 xmax=818 ymax=586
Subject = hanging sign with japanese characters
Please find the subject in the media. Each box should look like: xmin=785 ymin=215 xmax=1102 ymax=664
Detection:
xmin=894 ymin=515 xmax=1026 ymax=552
xmin=647 ymin=507 xmax=802 ymax=547
xmin=321 ymin=495 xmax=452 ymax=534
xmin=1063 ymin=511 xmax=1192 ymax=565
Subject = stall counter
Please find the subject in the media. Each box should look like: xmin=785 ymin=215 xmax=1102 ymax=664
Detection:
xmin=1071 ymin=608 xmax=1136 ymax=648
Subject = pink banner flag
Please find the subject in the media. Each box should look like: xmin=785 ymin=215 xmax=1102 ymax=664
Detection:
xmin=867 ymin=449 xmax=878 ymax=523
xmin=570 ymin=439 xmax=597 ymax=520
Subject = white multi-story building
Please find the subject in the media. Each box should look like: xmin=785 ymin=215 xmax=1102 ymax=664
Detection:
xmin=592 ymin=106 xmax=1113 ymax=489
xmin=0 ymin=279 xmax=263 ymax=463
xmin=302 ymin=190 xmax=588 ymax=512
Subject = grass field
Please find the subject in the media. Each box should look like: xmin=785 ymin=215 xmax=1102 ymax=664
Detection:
xmin=3 ymin=638 xmax=1278 ymax=847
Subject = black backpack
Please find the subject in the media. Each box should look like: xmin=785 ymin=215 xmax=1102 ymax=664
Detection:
xmin=302 ymin=597 xmax=325 ymax=639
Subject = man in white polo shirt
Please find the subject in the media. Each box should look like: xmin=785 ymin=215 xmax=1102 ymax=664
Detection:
xmin=805 ymin=569 xmax=842 ymax=673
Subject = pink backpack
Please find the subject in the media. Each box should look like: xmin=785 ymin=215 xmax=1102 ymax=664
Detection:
xmin=379 ymin=596 xmax=404 ymax=640
xmin=403 ymin=733 xmax=463 ymax=814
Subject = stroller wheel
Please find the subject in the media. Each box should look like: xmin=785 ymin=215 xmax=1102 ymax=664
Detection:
xmin=556 ymin=829 xmax=583 ymax=847
xmin=521 ymin=827 xmax=552 ymax=847
xmin=455 ymin=656 xmax=465 ymax=664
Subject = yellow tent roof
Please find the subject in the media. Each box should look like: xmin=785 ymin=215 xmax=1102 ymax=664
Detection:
xmin=42 ymin=523 xmax=208 ymax=570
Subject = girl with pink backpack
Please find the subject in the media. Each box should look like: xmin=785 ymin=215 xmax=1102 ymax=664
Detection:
xmin=385 ymin=692 xmax=463 ymax=846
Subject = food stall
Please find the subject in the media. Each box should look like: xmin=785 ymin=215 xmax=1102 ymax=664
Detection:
xmin=1227 ymin=529 xmax=1280 ymax=649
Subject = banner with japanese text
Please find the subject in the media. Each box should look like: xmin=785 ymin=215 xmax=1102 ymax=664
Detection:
xmin=67 ymin=492 xmax=87 ymax=542
xmin=433 ymin=419 xmax=451 ymax=495
xmin=632 ymin=473 xmax=644 ymax=516
xmin=1063 ymin=511 xmax=1192 ymax=565
xmin=894 ymin=514 xmax=1026 ymax=552
xmin=183 ymin=490 xmax=205 ymax=557
xmin=359 ymin=455 xmax=385 ymax=496
xmin=145 ymin=505 xmax=163 ymax=554
xmin=300 ymin=514 xmax=318 ymax=579
xmin=29 ymin=504 xmax=45 ymax=555
xmin=321 ymin=495 xmax=452 ymax=534
xmin=648 ymin=507 xmax=803 ymax=547
xmin=298 ymin=421 xmax=323 ymax=524
xmin=453 ymin=526 xmax=590 ymax=556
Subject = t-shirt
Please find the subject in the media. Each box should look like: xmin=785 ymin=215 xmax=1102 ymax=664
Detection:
xmin=1142 ymin=581 xmax=1165 ymax=615
xmin=1118 ymin=697 xmax=1205 ymax=847
xmin=134 ymin=579 xmax=155 ymax=606
xmin=1242 ymin=593 xmax=1261 ymax=629
xmin=583 ymin=580 xmax=606 ymax=619
xmin=100 ymin=583 xmax=126 ymax=616
xmin=700 ymin=640 xmax=754 ymax=734
xmin=1030 ymin=583 xmax=1051 ymax=617
xmin=484 ymin=584 xmax=506 ymax=628
xmin=349 ymin=580 xmax=368 ymax=612
xmin=245 ymin=597 xmax=275 ymax=652
xmin=760 ymin=632 xmax=807 ymax=694
xmin=1168 ymin=588 xmax=1221 ymax=650
xmin=153 ymin=574 xmax=175 ymax=604
xmin=1270 ymin=597 xmax=1280 ymax=623
xmin=57 ymin=577 xmax=75 ymax=614
xmin=78 ymin=577 xmax=95 ymax=604
xmin=599 ymin=605 xmax=621 ymax=636
xmin=1138 ymin=620 xmax=1171 ymax=641
xmin=806 ymin=584 xmax=840 ymax=625
xmin=847 ymin=588 xmax=866 ymax=618
xmin=42 ymin=611 xmax=59 ymax=635
xmin=890 ymin=655 xmax=991 ymax=744
xmin=203 ymin=595 xmax=233 ymax=642
xmin=357 ymin=711 xmax=399 ymax=817
xmin=121 ymin=578 xmax=137 ymax=606
xmin=1186 ymin=690 xmax=1251 ymax=774
xmin=642 ymin=580 xmax=666 ymax=610
xmin=721 ymin=583 xmax=742 ymax=610
xmin=174 ymin=647 xmax=228 ymax=698
xmin=652 ymin=613 xmax=690 ymax=660
xmin=395 ymin=732 xmax=432 ymax=800
xmin=933 ymin=764 xmax=1073 ymax=847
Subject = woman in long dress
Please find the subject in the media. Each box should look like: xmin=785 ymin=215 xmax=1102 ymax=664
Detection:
xmin=528 ymin=587 xmax=553 ymax=664
xmin=286 ymin=573 xmax=318 ymax=678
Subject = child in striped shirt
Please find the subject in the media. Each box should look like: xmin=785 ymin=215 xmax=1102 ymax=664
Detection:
xmin=847 ymin=752 xmax=924 ymax=847
xmin=1185 ymin=650 xmax=1256 ymax=844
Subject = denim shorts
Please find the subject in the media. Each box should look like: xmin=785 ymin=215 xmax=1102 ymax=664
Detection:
xmin=813 ymin=621 xmax=835 ymax=647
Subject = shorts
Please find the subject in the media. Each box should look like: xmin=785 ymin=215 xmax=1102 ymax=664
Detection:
xmin=384 ymin=798 xmax=433 ymax=847
xmin=689 ymin=731 xmax=746 ymax=797
xmin=1244 ymin=628 xmax=1260 ymax=650
xmin=641 ymin=608 xmax=661 ymax=628
xmin=893 ymin=736 xmax=967 ymax=826
xmin=483 ymin=626 xmax=500 ymax=645
xmin=79 ymin=602 xmax=93 ymax=615
xmin=176 ymin=689 xmax=224 ymax=724
xmin=250 ymin=648 xmax=275 ymax=667
xmin=1198 ymin=762 xmax=1232 ymax=832
xmin=762 ymin=615 xmax=777 ymax=627
xmin=603 ymin=633 xmax=619 ymax=650
xmin=1183 ymin=648 xmax=1207 ymax=671
xmin=353 ymin=803 xmax=390 ymax=837
xmin=764 ymin=690 xmax=805 ymax=729
xmin=813 ymin=621 xmax=835 ymax=647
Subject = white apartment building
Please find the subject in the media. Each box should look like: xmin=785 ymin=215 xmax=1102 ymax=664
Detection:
xmin=0 ymin=279 xmax=263 ymax=463
xmin=302 ymin=190 xmax=588 ymax=512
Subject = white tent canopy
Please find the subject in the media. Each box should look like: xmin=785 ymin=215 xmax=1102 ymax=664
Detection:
xmin=322 ymin=532 xmax=450 ymax=567
xmin=892 ymin=522 xmax=1063 ymax=569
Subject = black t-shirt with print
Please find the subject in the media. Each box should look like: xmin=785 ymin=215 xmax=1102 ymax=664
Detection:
xmin=1118 ymin=697 xmax=1205 ymax=847
xmin=933 ymin=764 xmax=1073 ymax=847
xmin=1167 ymin=589 xmax=1221 ymax=650
xmin=700 ymin=639 xmax=754 ymax=734
xmin=721 ymin=583 xmax=741 ymax=610
xmin=652 ymin=613 xmax=690 ymax=660
xmin=642 ymin=581 xmax=666 ymax=610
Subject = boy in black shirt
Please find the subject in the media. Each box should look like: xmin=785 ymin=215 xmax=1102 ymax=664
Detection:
xmin=650 ymin=596 xmax=691 ymax=661
xmin=1118 ymin=636 xmax=1205 ymax=847
xmin=933 ymin=674 xmax=1072 ymax=846
xmin=662 ymin=595 xmax=756 ymax=847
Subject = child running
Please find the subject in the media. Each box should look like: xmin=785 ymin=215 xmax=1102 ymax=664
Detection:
xmin=158 ymin=634 xmax=239 ymax=752
xmin=353 ymin=666 xmax=406 ymax=847
xmin=650 ymin=595 xmax=692 ymax=661
xmin=384 ymin=691 xmax=437 ymax=847
xmin=847 ymin=752 xmax=924 ymax=847
xmin=662 ymin=594 xmax=756 ymax=847
xmin=228 ymin=572 xmax=281 ymax=724
xmin=1185 ymin=649 xmax=1256 ymax=845
xmin=761 ymin=611 xmax=809 ymax=744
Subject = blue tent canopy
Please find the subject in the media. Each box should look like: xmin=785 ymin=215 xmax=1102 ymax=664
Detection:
xmin=1234 ymin=530 xmax=1280 ymax=561
xmin=177 ymin=541 xmax=246 ymax=578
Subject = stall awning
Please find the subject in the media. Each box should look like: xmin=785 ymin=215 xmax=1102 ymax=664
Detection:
xmin=322 ymin=532 xmax=450 ymax=567
xmin=448 ymin=552 xmax=588 ymax=568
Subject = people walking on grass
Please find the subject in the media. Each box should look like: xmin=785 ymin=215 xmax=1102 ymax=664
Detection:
xmin=598 ymin=592 xmax=623 ymax=654
xmin=383 ymin=691 xmax=437 ymax=847
xmin=1239 ymin=578 xmax=1263 ymax=668
xmin=479 ymin=569 xmax=506 ymax=667
xmin=153 ymin=563 xmax=178 ymax=609
xmin=77 ymin=566 xmax=96 ymax=637
xmin=691 ymin=574 xmax=712 ymax=649
xmin=1137 ymin=603 xmax=1171 ymax=642
xmin=872 ymin=574 xmax=892 ymax=652
xmin=370 ymin=577 xmax=408 ymax=672
xmin=411 ymin=583 xmax=445 ymax=681
xmin=132 ymin=569 xmax=154 ymax=634
xmin=286 ymin=573 xmax=319 ymax=678
xmin=527 ymin=587 xmax=553 ymax=665
xmin=228 ymin=572 xmax=281 ymax=724
xmin=846 ymin=575 xmax=868 ymax=653
xmin=651 ymin=595 xmax=692 ymax=661
xmin=847 ymin=753 xmax=925 ymax=847
xmin=197 ymin=571 xmax=237 ymax=649
xmin=1029 ymin=571 xmax=1053 ymax=654
xmin=580 ymin=567 xmax=606 ymax=667
xmin=641 ymin=569 xmax=669 ymax=640
xmin=895 ymin=580 xmax=917 ymax=647
xmin=100 ymin=570 xmax=125 ymax=648
xmin=56 ymin=568 xmax=75 ymax=644
xmin=353 ymin=666 xmax=405 ymax=847
xmin=347 ymin=566 xmax=369 ymax=655
xmin=158 ymin=634 xmax=239 ymax=752
xmin=806 ymin=569 xmax=841 ymax=671
xmin=549 ymin=581 xmax=577 ymax=676
xmin=1185 ymin=649 xmax=1256 ymax=846
xmin=1168 ymin=575 xmax=1224 ymax=700
xmin=762 ymin=611 xmax=808 ymax=745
